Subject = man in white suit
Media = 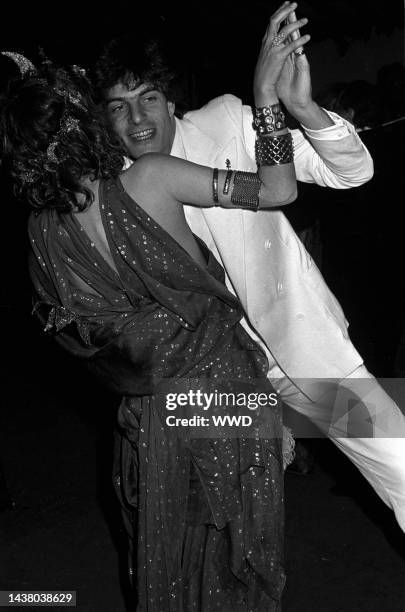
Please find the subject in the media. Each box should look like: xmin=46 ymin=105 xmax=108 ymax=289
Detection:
xmin=96 ymin=2 xmax=405 ymax=531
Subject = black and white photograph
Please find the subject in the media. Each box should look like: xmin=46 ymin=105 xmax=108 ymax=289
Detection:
xmin=0 ymin=1 xmax=404 ymax=610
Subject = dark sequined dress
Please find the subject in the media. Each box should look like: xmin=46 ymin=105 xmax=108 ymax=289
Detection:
xmin=29 ymin=178 xmax=286 ymax=611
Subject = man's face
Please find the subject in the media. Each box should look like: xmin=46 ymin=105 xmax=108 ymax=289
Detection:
xmin=105 ymin=80 xmax=176 ymax=159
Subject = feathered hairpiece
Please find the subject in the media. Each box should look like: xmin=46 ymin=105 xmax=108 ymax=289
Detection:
xmin=1 ymin=51 xmax=36 ymax=75
xmin=1 ymin=50 xmax=87 ymax=182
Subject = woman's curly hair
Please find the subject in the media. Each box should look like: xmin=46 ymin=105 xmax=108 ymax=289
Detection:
xmin=0 ymin=62 xmax=125 ymax=213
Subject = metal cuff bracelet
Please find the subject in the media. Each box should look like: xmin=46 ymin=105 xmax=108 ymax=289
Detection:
xmin=255 ymin=133 xmax=294 ymax=166
xmin=253 ymin=103 xmax=286 ymax=134
xmin=230 ymin=171 xmax=261 ymax=210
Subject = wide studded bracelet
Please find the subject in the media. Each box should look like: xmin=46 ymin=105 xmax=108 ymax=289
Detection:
xmin=230 ymin=171 xmax=261 ymax=211
xmin=253 ymin=103 xmax=286 ymax=134
xmin=255 ymin=132 xmax=294 ymax=166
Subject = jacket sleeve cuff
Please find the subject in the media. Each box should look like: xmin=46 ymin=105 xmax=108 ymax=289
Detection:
xmin=301 ymin=109 xmax=355 ymax=141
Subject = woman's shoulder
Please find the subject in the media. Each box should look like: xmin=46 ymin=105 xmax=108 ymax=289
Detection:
xmin=124 ymin=153 xmax=169 ymax=175
xmin=120 ymin=153 xmax=172 ymax=195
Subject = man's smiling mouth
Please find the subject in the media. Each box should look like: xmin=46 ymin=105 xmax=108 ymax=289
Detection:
xmin=129 ymin=129 xmax=155 ymax=141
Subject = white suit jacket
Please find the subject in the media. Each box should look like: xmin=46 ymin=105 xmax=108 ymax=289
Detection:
xmin=170 ymin=95 xmax=374 ymax=401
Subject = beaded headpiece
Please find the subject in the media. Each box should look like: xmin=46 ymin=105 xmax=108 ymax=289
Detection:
xmin=1 ymin=51 xmax=36 ymax=75
xmin=1 ymin=51 xmax=86 ymax=184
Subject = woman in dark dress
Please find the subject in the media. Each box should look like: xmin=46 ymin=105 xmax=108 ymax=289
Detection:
xmin=0 ymin=18 xmax=308 ymax=610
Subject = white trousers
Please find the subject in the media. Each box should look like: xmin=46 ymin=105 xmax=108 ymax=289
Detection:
xmin=269 ymin=363 xmax=405 ymax=533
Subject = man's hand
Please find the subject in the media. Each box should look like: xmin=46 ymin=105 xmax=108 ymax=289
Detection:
xmin=276 ymin=45 xmax=312 ymax=111
xmin=275 ymin=6 xmax=335 ymax=129
xmin=253 ymin=1 xmax=310 ymax=106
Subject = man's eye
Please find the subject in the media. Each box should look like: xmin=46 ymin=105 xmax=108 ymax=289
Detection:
xmin=109 ymin=104 xmax=125 ymax=114
xmin=143 ymin=95 xmax=157 ymax=103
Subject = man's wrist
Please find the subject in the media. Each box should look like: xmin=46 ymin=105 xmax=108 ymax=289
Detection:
xmin=254 ymin=88 xmax=280 ymax=107
xmin=285 ymin=100 xmax=334 ymax=130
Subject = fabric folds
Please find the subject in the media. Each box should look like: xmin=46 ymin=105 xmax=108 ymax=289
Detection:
xmin=28 ymin=178 xmax=286 ymax=610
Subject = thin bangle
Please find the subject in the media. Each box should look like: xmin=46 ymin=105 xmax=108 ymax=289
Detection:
xmin=212 ymin=168 xmax=219 ymax=203
xmin=223 ymin=169 xmax=233 ymax=195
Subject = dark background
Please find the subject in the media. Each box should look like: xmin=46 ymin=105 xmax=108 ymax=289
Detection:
xmin=1 ymin=0 xmax=404 ymax=373
xmin=1 ymin=2 xmax=405 ymax=610
xmin=0 ymin=0 xmax=404 ymax=102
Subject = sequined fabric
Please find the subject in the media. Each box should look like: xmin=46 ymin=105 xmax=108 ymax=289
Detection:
xmin=28 ymin=178 xmax=286 ymax=611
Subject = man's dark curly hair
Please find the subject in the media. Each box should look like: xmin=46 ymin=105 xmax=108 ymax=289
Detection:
xmin=94 ymin=35 xmax=178 ymax=103
xmin=0 ymin=63 xmax=124 ymax=213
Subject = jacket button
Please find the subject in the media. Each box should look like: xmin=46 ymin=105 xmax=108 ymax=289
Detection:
xmin=264 ymin=239 xmax=272 ymax=249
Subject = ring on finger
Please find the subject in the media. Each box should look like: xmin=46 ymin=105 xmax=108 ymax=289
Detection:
xmin=271 ymin=32 xmax=286 ymax=47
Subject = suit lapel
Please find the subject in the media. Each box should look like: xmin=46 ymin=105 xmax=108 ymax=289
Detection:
xmin=171 ymin=116 xmax=248 ymax=307
xmin=171 ymin=117 xmax=237 ymax=169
